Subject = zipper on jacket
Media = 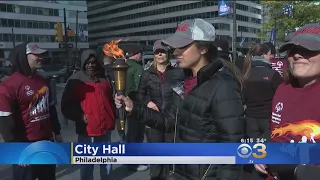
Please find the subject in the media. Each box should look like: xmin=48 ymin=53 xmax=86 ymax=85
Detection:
xmin=161 ymin=83 xmax=165 ymax=112
xmin=171 ymin=106 xmax=179 ymax=173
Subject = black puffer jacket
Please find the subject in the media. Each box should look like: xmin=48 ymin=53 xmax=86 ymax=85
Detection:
xmin=137 ymin=64 xmax=175 ymax=112
xmin=131 ymin=60 xmax=245 ymax=180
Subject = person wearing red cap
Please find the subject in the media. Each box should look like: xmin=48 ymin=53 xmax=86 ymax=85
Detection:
xmin=0 ymin=43 xmax=62 ymax=180
xmin=254 ymin=24 xmax=320 ymax=180
xmin=137 ymin=40 xmax=175 ymax=180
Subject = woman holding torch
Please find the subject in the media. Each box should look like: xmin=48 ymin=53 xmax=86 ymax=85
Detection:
xmin=114 ymin=18 xmax=246 ymax=180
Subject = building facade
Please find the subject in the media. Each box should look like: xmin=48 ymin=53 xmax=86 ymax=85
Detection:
xmin=0 ymin=1 xmax=89 ymax=66
xmin=87 ymin=1 xmax=262 ymax=53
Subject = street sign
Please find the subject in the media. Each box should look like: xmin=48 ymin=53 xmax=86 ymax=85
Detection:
xmin=59 ymin=43 xmax=73 ymax=49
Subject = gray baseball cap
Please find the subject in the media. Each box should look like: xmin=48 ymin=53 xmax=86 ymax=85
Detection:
xmin=153 ymin=40 xmax=168 ymax=52
xmin=162 ymin=18 xmax=216 ymax=48
xmin=26 ymin=43 xmax=47 ymax=54
xmin=279 ymin=24 xmax=320 ymax=53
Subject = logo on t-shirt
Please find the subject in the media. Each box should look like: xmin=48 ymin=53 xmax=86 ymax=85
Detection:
xmin=271 ymin=119 xmax=320 ymax=143
xmin=25 ymin=85 xmax=34 ymax=96
xmin=271 ymin=102 xmax=283 ymax=124
xmin=28 ymin=86 xmax=50 ymax=122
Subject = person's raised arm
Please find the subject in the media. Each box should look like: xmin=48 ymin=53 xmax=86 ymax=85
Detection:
xmin=115 ymin=91 xmax=177 ymax=133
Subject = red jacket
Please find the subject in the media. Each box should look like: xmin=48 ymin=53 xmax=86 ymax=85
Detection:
xmin=61 ymin=49 xmax=115 ymax=136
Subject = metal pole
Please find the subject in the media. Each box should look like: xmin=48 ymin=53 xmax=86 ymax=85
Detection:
xmin=63 ymin=8 xmax=69 ymax=74
xmin=75 ymin=10 xmax=79 ymax=65
xmin=274 ymin=17 xmax=277 ymax=56
xmin=11 ymin=28 xmax=15 ymax=47
xmin=232 ymin=0 xmax=237 ymax=63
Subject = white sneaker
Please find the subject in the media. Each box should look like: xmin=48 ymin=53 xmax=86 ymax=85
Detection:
xmin=136 ymin=165 xmax=149 ymax=172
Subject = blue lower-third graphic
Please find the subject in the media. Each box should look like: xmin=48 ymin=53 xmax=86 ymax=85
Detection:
xmin=19 ymin=141 xmax=69 ymax=164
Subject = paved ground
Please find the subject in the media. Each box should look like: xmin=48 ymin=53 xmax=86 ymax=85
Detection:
xmin=0 ymin=83 xmax=149 ymax=180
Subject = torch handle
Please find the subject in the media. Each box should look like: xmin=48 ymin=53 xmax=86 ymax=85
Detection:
xmin=116 ymin=90 xmax=126 ymax=133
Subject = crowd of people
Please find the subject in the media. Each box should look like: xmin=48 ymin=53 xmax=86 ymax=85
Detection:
xmin=0 ymin=18 xmax=319 ymax=180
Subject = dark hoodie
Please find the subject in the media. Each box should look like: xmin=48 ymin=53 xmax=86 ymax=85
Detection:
xmin=61 ymin=49 xmax=115 ymax=136
xmin=0 ymin=43 xmax=61 ymax=142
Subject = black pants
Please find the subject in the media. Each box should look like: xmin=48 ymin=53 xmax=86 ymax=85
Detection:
xmin=146 ymin=128 xmax=168 ymax=180
xmin=244 ymin=116 xmax=270 ymax=180
xmin=126 ymin=116 xmax=145 ymax=169
xmin=12 ymin=165 xmax=56 ymax=180
xmin=245 ymin=116 xmax=270 ymax=141
xmin=126 ymin=116 xmax=145 ymax=143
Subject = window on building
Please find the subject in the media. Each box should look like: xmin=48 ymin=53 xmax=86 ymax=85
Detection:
xmin=49 ymin=9 xmax=54 ymax=16
xmin=26 ymin=21 xmax=32 ymax=28
xmin=22 ymin=34 xmax=27 ymax=42
xmin=0 ymin=19 xmax=7 ymax=27
xmin=34 ymin=36 xmax=39 ymax=42
xmin=15 ymin=34 xmax=22 ymax=42
xmin=42 ymin=8 xmax=49 ymax=16
xmin=19 ymin=6 xmax=25 ymax=14
xmin=7 ymin=19 xmax=14 ymax=27
xmin=20 ymin=20 xmax=26 ymax=28
xmin=39 ymin=22 xmax=44 ymax=29
xmin=3 ymin=34 xmax=10 ymax=42
xmin=53 ymin=9 xmax=59 ymax=16
xmin=14 ymin=20 xmax=20 ymax=27
xmin=43 ymin=22 xmax=50 ymax=29
xmin=0 ymin=3 xmax=6 ymax=12
xmin=27 ymin=35 xmax=33 ymax=42
xmin=26 ymin=7 xmax=32 ymax=14
xmin=32 ymin=7 xmax=37 ymax=15
xmin=33 ymin=21 xmax=39 ymax=28
xmin=6 ymin=4 xmax=13 ymax=12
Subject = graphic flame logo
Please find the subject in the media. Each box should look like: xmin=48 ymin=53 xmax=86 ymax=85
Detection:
xmin=103 ymin=40 xmax=126 ymax=59
xmin=29 ymin=86 xmax=48 ymax=108
xmin=271 ymin=120 xmax=320 ymax=140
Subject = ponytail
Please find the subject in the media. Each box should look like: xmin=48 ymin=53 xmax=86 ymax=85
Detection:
xmin=242 ymin=50 xmax=253 ymax=80
xmin=221 ymin=58 xmax=245 ymax=90
xmin=242 ymin=43 xmax=270 ymax=80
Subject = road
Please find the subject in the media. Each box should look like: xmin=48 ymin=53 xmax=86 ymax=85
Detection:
xmin=0 ymin=83 xmax=149 ymax=180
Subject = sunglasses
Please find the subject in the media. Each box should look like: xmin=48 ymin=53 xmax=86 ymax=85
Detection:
xmin=154 ymin=49 xmax=166 ymax=55
xmin=86 ymin=60 xmax=97 ymax=65
xmin=288 ymin=46 xmax=320 ymax=58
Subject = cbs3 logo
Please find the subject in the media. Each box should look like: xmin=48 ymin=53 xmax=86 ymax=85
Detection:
xmin=237 ymin=143 xmax=267 ymax=159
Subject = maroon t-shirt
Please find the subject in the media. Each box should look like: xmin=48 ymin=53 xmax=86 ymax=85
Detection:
xmin=184 ymin=76 xmax=197 ymax=97
xmin=157 ymin=71 xmax=165 ymax=84
xmin=0 ymin=72 xmax=54 ymax=141
xmin=271 ymin=81 xmax=320 ymax=143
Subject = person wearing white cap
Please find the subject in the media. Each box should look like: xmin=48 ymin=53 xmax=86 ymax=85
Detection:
xmin=115 ymin=18 xmax=245 ymax=179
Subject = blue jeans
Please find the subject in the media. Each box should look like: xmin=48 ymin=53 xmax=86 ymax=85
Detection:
xmin=78 ymin=133 xmax=112 ymax=180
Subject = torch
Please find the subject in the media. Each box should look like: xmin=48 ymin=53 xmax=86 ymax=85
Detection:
xmin=103 ymin=40 xmax=128 ymax=137
xmin=112 ymin=59 xmax=128 ymax=134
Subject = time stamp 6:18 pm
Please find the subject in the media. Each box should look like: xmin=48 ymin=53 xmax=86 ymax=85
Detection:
xmin=238 ymin=138 xmax=267 ymax=164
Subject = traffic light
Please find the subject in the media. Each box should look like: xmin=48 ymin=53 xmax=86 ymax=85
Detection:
xmin=55 ymin=23 xmax=63 ymax=42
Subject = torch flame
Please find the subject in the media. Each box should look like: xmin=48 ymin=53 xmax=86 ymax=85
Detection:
xmin=271 ymin=120 xmax=320 ymax=139
xmin=103 ymin=40 xmax=126 ymax=59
